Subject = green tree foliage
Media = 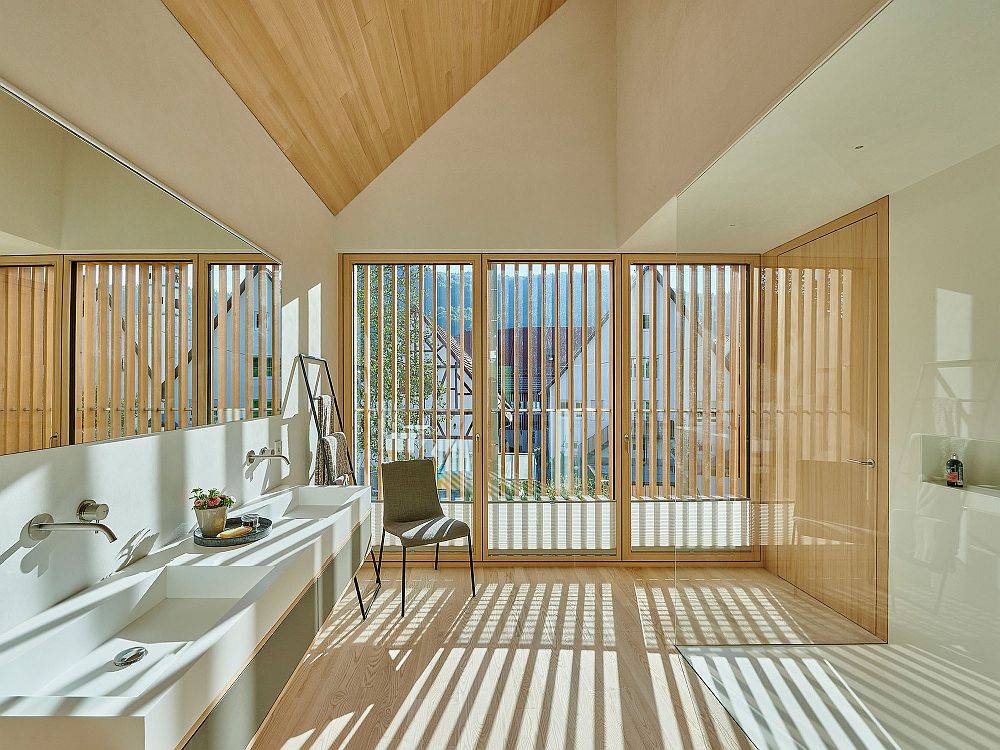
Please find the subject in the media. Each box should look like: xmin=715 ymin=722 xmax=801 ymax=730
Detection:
xmin=355 ymin=265 xmax=452 ymax=467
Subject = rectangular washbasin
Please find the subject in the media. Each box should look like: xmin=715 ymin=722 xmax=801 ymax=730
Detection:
xmin=246 ymin=484 xmax=370 ymax=521
xmin=0 ymin=565 xmax=271 ymax=699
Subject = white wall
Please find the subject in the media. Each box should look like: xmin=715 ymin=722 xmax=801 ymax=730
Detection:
xmin=889 ymin=142 xmax=1000 ymax=686
xmin=329 ymin=0 xmax=616 ymax=250
xmin=616 ymin=0 xmax=883 ymax=246
xmin=0 ymin=0 xmax=338 ymax=632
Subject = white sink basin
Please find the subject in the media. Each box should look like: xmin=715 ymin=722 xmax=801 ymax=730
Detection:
xmin=246 ymin=483 xmax=369 ymax=520
xmin=0 ymin=566 xmax=270 ymax=699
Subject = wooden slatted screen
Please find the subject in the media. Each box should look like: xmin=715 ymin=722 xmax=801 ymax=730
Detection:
xmin=629 ymin=263 xmax=750 ymax=551
xmin=352 ymin=263 xmax=475 ymax=549
xmin=73 ymin=261 xmax=194 ymax=442
xmin=208 ymin=263 xmax=281 ymax=423
xmin=486 ymin=261 xmax=616 ymax=555
xmin=0 ymin=264 xmax=60 ymax=455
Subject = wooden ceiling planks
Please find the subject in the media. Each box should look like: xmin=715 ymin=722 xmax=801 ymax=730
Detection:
xmin=162 ymin=0 xmax=567 ymax=213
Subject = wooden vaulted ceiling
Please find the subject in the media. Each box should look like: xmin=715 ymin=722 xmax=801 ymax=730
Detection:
xmin=162 ymin=0 xmax=568 ymax=214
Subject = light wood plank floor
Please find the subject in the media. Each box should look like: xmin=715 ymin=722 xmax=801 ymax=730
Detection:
xmin=249 ymin=566 xmax=877 ymax=750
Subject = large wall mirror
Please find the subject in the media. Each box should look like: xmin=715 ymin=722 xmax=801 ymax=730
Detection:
xmin=0 ymin=82 xmax=282 ymax=457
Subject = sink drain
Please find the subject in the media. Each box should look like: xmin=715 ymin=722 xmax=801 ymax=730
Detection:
xmin=113 ymin=646 xmax=148 ymax=667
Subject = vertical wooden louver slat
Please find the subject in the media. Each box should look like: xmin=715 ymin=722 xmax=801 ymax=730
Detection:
xmin=228 ymin=266 xmax=236 ymax=419
xmin=271 ymin=267 xmax=280 ymax=416
xmin=634 ymin=266 xmax=645 ymax=498
xmin=138 ymin=265 xmax=149 ymax=435
xmin=242 ymin=266 xmax=253 ymax=419
xmin=14 ymin=269 xmax=27 ymax=449
xmin=0 ymin=270 xmax=7 ymax=451
xmin=125 ymin=264 xmax=136 ymax=436
xmin=377 ymin=265 xmax=387 ymax=480
xmin=673 ymin=267 xmax=685 ymax=501
xmin=662 ymin=265 xmax=672 ymax=499
xmin=179 ymin=264 xmax=189 ymax=428
xmin=109 ymin=264 xmax=121 ymax=438
xmin=257 ymin=266 xmax=266 ymax=419
xmin=5 ymin=269 xmax=14 ymax=452
xmin=359 ymin=265 xmax=371 ymax=487
xmin=93 ymin=265 xmax=105 ymax=440
xmin=46 ymin=267 xmax=58 ymax=447
xmin=152 ymin=265 xmax=164 ymax=433
xmin=590 ymin=266 xmax=600 ymax=498
xmin=28 ymin=269 xmax=41 ymax=448
xmin=458 ymin=264 xmax=466 ymax=505
xmin=714 ymin=266 xmax=725 ymax=496
xmin=228 ymin=266 xmax=239 ymax=419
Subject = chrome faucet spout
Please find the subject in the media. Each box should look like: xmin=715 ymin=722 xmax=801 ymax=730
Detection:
xmin=29 ymin=520 xmax=117 ymax=542
xmin=27 ymin=500 xmax=118 ymax=543
xmin=246 ymin=448 xmax=291 ymax=468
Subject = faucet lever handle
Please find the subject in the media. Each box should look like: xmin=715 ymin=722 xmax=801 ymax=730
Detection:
xmin=78 ymin=499 xmax=109 ymax=522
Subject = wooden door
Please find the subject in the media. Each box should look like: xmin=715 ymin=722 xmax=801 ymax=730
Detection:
xmin=761 ymin=199 xmax=888 ymax=639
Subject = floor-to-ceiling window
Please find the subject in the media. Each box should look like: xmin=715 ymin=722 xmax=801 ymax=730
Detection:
xmin=350 ymin=261 xmax=477 ymax=551
xmin=486 ymin=259 xmax=616 ymax=556
xmin=345 ymin=254 xmax=752 ymax=561
xmin=627 ymin=261 xmax=751 ymax=558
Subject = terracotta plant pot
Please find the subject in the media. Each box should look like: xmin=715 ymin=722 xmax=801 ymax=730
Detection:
xmin=195 ymin=506 xmax=228 ymax=538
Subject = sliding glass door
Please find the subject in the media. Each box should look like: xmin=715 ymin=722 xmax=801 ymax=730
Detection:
xmin=486 ymin=259 xmax=617 ymax=556
xmin=626 ymin=261 xmax=751 ymax=558
xmin=350 ymin=261 xmax=478 ymax=551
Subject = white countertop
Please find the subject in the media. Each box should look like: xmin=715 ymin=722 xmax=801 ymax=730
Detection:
xmin=0 ymin=484 xmax=371 ymax=750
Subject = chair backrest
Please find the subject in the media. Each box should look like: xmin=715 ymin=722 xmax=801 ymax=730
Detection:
xmin=379 ymin=458 xmax=444 ymax=524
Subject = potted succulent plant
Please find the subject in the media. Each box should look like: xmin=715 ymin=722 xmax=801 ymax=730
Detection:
xmin=190 ymin=488 xmax=237 ymax=538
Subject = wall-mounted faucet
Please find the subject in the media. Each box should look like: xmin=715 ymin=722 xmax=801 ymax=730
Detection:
xmin=28 ymin=500 xmax=118 ymax=543
xmin=246 ymin=447 xmax=291 ymax=468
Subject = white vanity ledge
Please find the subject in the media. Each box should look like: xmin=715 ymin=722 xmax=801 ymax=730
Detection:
xmin=0 ymin=484 xmax=371 ymax=750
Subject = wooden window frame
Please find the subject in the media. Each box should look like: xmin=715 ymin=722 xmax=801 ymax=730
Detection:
xmin=0 ymin=250 xmax=277 ymax=455
xmin=340 ymin=252 xmax=761 ymax=565
xmin=621 ymin=254 xmax=760 ymax=564
xmin=198 ymin=254 xmax=283 ymax=426
xmin=65 ymin=253 xmax=198 ymax=444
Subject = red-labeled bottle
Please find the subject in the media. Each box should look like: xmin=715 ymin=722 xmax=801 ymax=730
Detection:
xmin=945 ymin=453 xmax=965 ymax=488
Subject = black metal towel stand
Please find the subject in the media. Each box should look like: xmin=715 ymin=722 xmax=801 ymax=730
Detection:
xmin=296 ymin=354 xmax=381 ymax=619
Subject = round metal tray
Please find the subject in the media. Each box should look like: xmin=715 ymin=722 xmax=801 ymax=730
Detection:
xmin=194 ymin=517 xmax=272 ymax=547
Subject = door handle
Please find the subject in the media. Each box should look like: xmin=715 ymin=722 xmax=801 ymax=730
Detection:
xmin=845 ymin=458 xmax=876 ymax=467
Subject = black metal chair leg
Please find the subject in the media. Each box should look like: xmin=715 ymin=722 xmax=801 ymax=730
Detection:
xmin=377 ymin=528 xmax=385 ymax=578
xmin=434 ymin=543 xmax=439 ymax=570
xmin=400 ymin=545 xmax=407 ymax=617
xmin=353 ymin=574 xmax=367 ymax=619
xmin=370 ymin=547 xmax=381 ymax=584
xmin=467 ymin=534 xmax=476 ymax=597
